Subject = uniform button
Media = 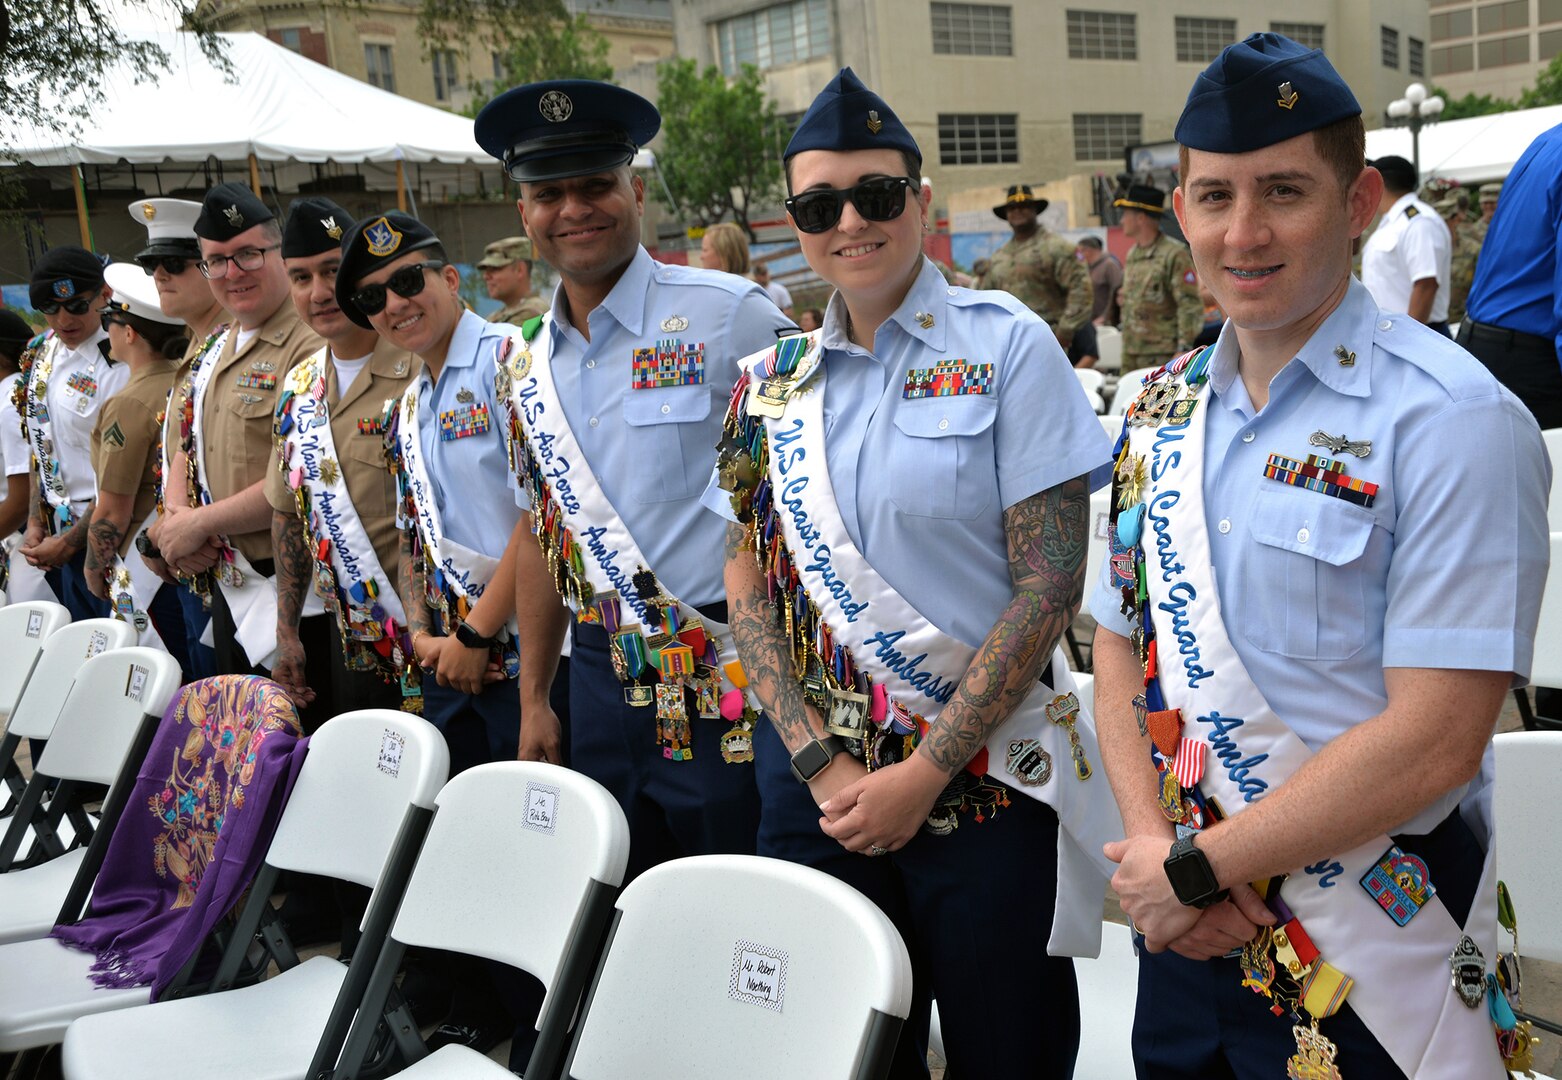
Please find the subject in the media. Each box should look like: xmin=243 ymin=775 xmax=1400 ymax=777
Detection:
xmin=586 ymin=359 xmax=597 ymax=369
xmin=589 ymin=416 xmax=599 ymax=427
xmin=1241 ymin=431 xmax=1255 ymax=443
xmin=1218 ymin=519 xmax=1231 ymax=534
xmin=661 ymin=403 xmax=671 ymax=414
xmin=938 ymin=417 xmax=950 ymax=430
xmin=1378 ymin=319 xmax=1392 ymax=331
xmin=1297 ymin=527 xmax=1310 ymax=543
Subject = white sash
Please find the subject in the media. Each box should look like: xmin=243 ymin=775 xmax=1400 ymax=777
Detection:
xmin=109 ymin=510 xmax=167 ymax=653
xmin=281 ymin=350 xmax=406 ymax=631
xmin=752 ymin=348 xmax=1122 ymax=957
xmin=22 ymin=335 xmax=74 ymax=529
xmin=1129 ymin=375 xmax=1500 ymax=1077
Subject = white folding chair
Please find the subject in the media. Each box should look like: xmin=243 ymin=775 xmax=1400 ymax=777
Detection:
xmin=1108 ymin=368 xmax=1148 ymax=415
xmin=1075 ymin=921 xmax=1139 ymax=1079
xmin=59 ymin=709 xmax=450 ymax=1080
xmin=0 ymin=601 xmax=71 ymax=812
xmin=1074 ymin=367 xmax=1106 ymax=413
xmin=0 ymin=648 xmax=181 ymax=946
xmin=330 ymin=760 xmax=631 ymax=1080
xmin=1515 ymin=532 xmax=1562 ymax=730
xmin=564 ymin=854 xmax=912 ymax=1080
xmin=1545 ymin=429 xmax=1562 ymax=530
xmin=1095 ymin=325 xmax=1122 ymax=373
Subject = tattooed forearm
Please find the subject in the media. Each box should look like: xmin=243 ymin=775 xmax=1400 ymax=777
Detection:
xmin=919 ymin=477 xmax=1090 ymax=775
xmin=723 ymin=520 xmax=821 ymax=754
xmin=62 ymin=504 xmax=93 ymax=551
xmin=400 ymin=527 xmax=432 ymax=635
xmin=272 ymin=509 xmax=311 ymax=632
xmin=85 ymin=518 xmax=122 ymax=577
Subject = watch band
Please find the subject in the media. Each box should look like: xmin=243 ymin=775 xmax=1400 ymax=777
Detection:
xmin=455 ymin=620 xmax=496 ymax=649
xmin=790 ymin=735 xmax=847 ymax=784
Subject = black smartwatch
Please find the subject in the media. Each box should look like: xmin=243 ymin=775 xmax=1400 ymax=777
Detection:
xmin=790 ymin=735 xmax=847 ymax=783
xmin=454 ymin=620 xmax=496 ymax=649
xmin=1164 ymin=834 xmax=1229 ymax=909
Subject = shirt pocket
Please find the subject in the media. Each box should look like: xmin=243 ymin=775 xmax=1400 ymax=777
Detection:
xmin=621 ymin=385 xmax=714 ymax=503
xmin=1241 ymin=485 xmax=1375 ymax=660
xmin=888 ymin=399 xmax=997 ymax=520
xmin=345 ymin=435 xmax=397 ymax=525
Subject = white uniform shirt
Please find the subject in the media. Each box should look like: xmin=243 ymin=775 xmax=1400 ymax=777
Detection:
xmin=0 ymin=372 xmax=28 ymax=480
xmin=1361 ymin=192 xmax=1451 ymax=322
xmin=43 ymin=330 xmax=130 ymax=506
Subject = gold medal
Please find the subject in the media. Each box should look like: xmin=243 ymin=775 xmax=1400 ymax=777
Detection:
xmin=1285 ymin=1022 xmax=1342 ymax=1080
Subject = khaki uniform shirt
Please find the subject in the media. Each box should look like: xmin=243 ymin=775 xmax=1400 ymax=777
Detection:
xmin=1121 ymin=234 xmax=1203 ymax=367
xmin=981 ymin=229 xmax=1092 ymax=336
xmin=487 ymin=295 xmax=549 ymax=326
xmin=92 ymin=361 xmax=177 ymax=557
xmin=265 ymin=338 xmax=415 ymax=577
xmin=198 ymin=303 xmax=321 ymax=563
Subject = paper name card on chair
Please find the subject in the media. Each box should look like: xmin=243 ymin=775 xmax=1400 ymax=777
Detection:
xmin=729 ymin=940 xmax=788 ymax=1012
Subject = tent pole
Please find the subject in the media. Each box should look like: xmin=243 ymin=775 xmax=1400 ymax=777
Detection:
xmin=395 ymin=161 xmax=409 ymax=213
xmin=248 ymin=153 xmax=262 ymax=196
xmin=72 ymin=166 xmax=93 ymax=249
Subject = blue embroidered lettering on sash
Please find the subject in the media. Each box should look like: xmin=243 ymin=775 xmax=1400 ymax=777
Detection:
xmin=1196 ymin=711 xmax=1269 ymax=802
xmin=861 ymin=630 xmax=957 ymax=704
xmin=772 ymin=418 xmax=870 ymax=623
xmin=1306 ymin=859 xmax=1345 ymax=887
xmin=580 ymin=525 xmax=653 ymax=626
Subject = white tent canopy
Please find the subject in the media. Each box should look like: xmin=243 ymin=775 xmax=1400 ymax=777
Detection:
xmin=1365 ymin=102 xmax=1562 ymax=184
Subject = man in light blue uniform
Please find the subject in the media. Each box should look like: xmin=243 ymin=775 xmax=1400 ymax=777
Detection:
xmin=1093 ymin=34 xmax=1551 ymax=1077
xmin=472 ymin=80 xmax=787 ymax=882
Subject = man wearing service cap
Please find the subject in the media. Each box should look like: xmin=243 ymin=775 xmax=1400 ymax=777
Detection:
xmin=1471 ymin=181 xmax=1502 ymax=243
xmin=157 ymin=181 xmax=322 ymax=675
xmin=16 ymin=246 xmax=130 ymax=620
xmin=473 ymin=79 xmax=785 ymax=886
xmin=1093 ymin=33 xmax=1550 ymax=1077
xmin=981 ymin=182 xmax=1092 ymax=348
xmin=477 ymin=236 xmax=548 ymax=325
xmin=1116 ymin=183 xmax=1203 ymax=374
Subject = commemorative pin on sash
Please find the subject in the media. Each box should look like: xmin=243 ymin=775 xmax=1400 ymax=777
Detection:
xmin=1112 ymin=349 xmax=1528 ymax=1076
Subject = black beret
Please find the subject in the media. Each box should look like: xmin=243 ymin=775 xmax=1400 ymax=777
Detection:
xmin=1175 ymin=33 xmax=1361 ymax=154
xmin=282 ymin=197 xmax=356 ymax=259
xmin=29 ymin=246 xmax=107 ymax=309
xmin=0 ymin=310 xmax=36 ymax=358
xmin=475 ymin=80 xmax=659 ymax=183
xmin=1114 ymin=184 xmax=1167 ymax=215
xmin=193 ymin=181 xmax=275 ymax=242
xmin=1369 ymin=155 xmax=1418 ymax=193
xmin=334 ymin=212 xmax=444 ymax=328
xmin=784 ymin=68 xmax=919 ymax=169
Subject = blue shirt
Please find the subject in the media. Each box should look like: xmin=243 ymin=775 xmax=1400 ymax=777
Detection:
xmin=708 ymin=258 xmax=1114 ymax=647
xmin=1090 ymin=279 xmax=1551 ymax=751
xmin=413 ymin=309 xmax=517 ymax=560
xmin=1465 ymin=121 xmax=1562 ymax=363
xmin=520 ymin=247 xmax=788 ymax=607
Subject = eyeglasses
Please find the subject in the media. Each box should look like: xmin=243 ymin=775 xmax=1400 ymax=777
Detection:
xmin=99 ymin=310 xmax=131 ymax=332
xmin=138 ymin=256 xmax=191 ymax=277
xmin=37 ymin=295 xmax=96 ymax=316
xmin=784 ymin=177 xmax=916 ymax=235
xmin=349 ymin=262 xmax=446 ymax=317
xmin=197 ymin=244 xmax=280 ymax=280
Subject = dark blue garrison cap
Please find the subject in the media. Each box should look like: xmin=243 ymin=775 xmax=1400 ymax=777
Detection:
xmin=1175 ymin=33 xmax=1361 ymax=153
xmin=784 ymin=67 xmax=920 ymax=166
xmin=474 ymin=80 xmax=660 ymax=183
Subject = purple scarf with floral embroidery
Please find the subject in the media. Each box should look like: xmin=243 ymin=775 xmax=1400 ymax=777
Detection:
xmin=51 ymin=675 xmax=307 ymax=1000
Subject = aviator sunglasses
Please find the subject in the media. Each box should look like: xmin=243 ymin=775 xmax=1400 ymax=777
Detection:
xmin=349 ymin=262 xmax=447 ymax=317
xmin=784 ymin=176 xmax=916 ymax=234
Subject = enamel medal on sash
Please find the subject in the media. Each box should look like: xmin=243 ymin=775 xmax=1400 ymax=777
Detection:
xmin=748 ymin=334 xmax=817 ymax=418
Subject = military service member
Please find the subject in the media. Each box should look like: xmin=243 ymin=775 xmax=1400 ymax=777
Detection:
xmin=478 ymin=236 xmax=548 ymax=325
xmin=1435 ymin=196 xmax=1480 ymax=326
xmin=1117 ymin=184 xmax=1203 ymax=374
xmin=1096 ymin=33 xmax=1550 ymax=1078
xmin=1469 ymin=180 xmax=1501 ymax=243
xmin=982 ymin=184 xmax=1092 ymax=348
xmin=1362 ymin=155 xmax=1451 ymax=334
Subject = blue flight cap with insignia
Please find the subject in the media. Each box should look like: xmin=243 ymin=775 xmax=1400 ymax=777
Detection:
xmin=28 ymin=245 xmax=106 ymax=309
xmin=1175 ymin=32 xmax=1361 ymax=153
xmin=783 ymin=67 xmax=920 ymax=173
xmin=474 ymin=79 xmax=660 ymax=183
xmin=282 ymin=197 xmax=356 ymax=259
xmin=334 ymin=210 xmax=444 ymax=328
xmin=193 ymin=181 xmax=275 ymax=242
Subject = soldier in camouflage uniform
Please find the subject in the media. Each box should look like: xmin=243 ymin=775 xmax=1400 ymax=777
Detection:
xmin=981 ymin=184 xmax=1091 ymax=347
xmin=1467 ymin=181 xmax=1501 ymax=246
xmin=1435 ymin=196 xmax=1480 ymax=326
xmin=477 ymin=236 xmax=549 ymax=324
xmin=1115 ymin=184 xmax=1202 ymax=373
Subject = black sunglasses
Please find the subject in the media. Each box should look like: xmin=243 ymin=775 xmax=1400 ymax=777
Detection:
xmin=99 ymin=310 xmax=131 ymax=332
xmin=350 ymin=262 xmax=446 ymax=316
xmin=37 ymin=294 xmax=96 ymax=316
xmin=784 ymin=177 xmax=916 ymax=234
xmin=138 ymin=255 xmax=191 ymax=276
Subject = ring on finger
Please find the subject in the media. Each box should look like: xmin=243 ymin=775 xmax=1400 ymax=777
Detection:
xmin=869 ymin=844 xmax=888 ymax=857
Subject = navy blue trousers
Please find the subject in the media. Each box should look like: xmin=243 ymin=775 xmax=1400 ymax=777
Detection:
xmin=754 ymin=720 xmax=1080 ymax=1080
xmin=175 ymin=583 xmax=217 ymax=680
xmin=570 ymin=623 xmax=761 ymax=883
xmin=46 ymin=551 xmax=109 ymax=623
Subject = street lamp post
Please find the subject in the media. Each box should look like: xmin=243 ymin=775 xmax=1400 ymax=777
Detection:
xmin=1385 ymin=82 xmax=1445 ymax=181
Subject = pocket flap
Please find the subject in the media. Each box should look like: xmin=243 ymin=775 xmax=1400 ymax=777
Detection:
xmin=1250 ymin=484 xmax=1374 ymax=566
xmin=891 ymin=400 xmax=997 ymax=440
xmin=621 ymin=386 xmax=712 ymax=427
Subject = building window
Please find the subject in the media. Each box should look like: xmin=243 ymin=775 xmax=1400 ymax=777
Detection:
xmin=1544 ymin=0 xmax=1562 ymax=24
xmin=277 ymin=27 xmax=302 ymax=53
xmin=1269 ymin=21 xmax=1324 ymax=50
xmin=716 ymin=0 xmax=831 ymax=75
xmin=937 ymin=113 xmax=1019 ymax=165
xmin=1432 ymin=42 xmax=1475 ymax=73
xmin=1175 ymin=17 xmax=1235 ymax=63
xmin=1542 ymin=27 xmax=1562 ymax=57
xmin=432 ymin=49 xmax=458 ymax=101
xmin=1479 ymin=0 xmax=1529 ymax=33
xmin=1408 ymin=36 xmax=1425 ymax=75
xmin=1067 ymin=10 xmax=1136 ymax=60
xmin=1072 ymin=112 xmax=1141 ymax=161
xmin=364 ymin=43 xmax=395 ymax=91
xmin=1381 ymin=26 xmax=1400 ymax=68
xmin=1478 ymin=32 xmax=1530 ymax=66
xmin=1431 ymin=9 xmax=1474 ymax=38
xmin=931 ymin=3 xmax=1013 ymax=56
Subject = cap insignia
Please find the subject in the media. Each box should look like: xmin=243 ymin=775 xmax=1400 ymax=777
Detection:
xmin=866 ymin=109 xmax=883 ymax=134
xmin=364 ymin=216 xmax=403 ymax=258
xmin=1277 ymin=81 xmax=1299 ymax=110
xmin=52 ymin=279 xmax=73 ymax=299
xmin=322 ymin=216 xmax=342 ymax=240
xmin=539 ymin=90 xmax=573 ymax=123
xmin=141 ymin=204 xmax=157 ymax=221
xmin=223 ymin=204 xmax=245 ymax=228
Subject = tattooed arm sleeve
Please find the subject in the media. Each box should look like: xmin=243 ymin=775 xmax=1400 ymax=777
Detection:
xmin=400 ymin=525 xmax=431 ymax=638
xmin=271 ymin=508 xmax=310 ymax=635
xmin=917 ymin=475 xmax=1090 ymax=776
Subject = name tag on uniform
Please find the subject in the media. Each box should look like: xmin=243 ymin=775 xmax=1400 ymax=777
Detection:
xmin=237 ymin=371 xmax=277 ymax=390
xmin=902 ymin=359 xmax=994 ymax=399
xmin=440 ymin=402 xmax=491 ymax=441
xmin=632 ymin=338 xmax=705 ymax=389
